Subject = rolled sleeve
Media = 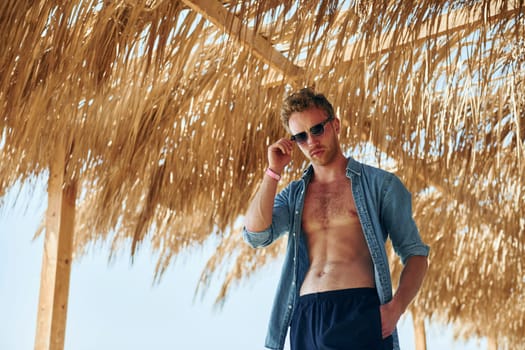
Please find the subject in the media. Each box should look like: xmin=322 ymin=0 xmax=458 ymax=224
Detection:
xmin=242 ymin=226 xmax=274 ymax=248
xmin=396 ymin=237 xmax=430 ymax=265
xmin=382 ymin=175 xmax=430 ymax=265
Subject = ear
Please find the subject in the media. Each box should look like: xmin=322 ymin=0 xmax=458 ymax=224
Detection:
xmin=333 ymin=117 xmax=341 ymax=134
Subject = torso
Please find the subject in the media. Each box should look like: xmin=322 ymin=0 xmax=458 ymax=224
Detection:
xmin=300 ymin=176 xmax=375 ymax=295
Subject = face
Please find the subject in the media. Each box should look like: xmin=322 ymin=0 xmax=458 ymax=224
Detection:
xmin=288 ymin=107 xmax=341 ymax=166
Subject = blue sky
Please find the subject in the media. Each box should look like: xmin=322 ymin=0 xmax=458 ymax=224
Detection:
xmin=0 ymin=181 xmax=486 ymax=350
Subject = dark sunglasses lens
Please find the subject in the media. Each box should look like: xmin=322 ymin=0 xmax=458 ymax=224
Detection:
xmin=293 ymin=132 xmax=308 ymax=143
xmin=310 ymin=123 xmax=325 ymax=136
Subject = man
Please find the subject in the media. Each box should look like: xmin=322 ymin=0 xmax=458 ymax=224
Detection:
xmin=243 ymin=88 xmax=429 ymax=350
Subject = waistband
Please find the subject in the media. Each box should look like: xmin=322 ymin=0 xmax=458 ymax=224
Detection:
xmin=298 ymin=287 xmax=378 ymax=304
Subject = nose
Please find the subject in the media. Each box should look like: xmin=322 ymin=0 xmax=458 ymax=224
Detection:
xmin=305 ymin=133 xmax=319 ymax=146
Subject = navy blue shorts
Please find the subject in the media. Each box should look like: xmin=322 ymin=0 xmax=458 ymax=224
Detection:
xmin=290 ymin=288 xmax=394 ymax=350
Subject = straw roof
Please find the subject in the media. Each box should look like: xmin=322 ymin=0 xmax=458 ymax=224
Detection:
xmin=1 ymin=0 xmax=523 ymax=347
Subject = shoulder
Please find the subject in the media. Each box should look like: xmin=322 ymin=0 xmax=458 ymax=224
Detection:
xmin=348 ymin=158 xmax=409 ymax=199
xmin=349 ymin=158 xmax=397 ymax=183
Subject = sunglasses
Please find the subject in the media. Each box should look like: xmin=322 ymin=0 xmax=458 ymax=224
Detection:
xmin=290 ymin=116 xmax=334 ymax=143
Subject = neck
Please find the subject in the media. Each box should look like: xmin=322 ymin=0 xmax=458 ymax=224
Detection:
xmin=311 ymin=152 xmax=348 ymax=183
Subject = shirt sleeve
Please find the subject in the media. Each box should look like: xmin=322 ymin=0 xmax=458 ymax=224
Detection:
xmin=243 ymin=184 xmax=292 ymax=248
xmin=381 ymin=174 xmax=430 ymax=265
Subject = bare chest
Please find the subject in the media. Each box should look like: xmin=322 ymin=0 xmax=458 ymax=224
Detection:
xmin=302 ymin=179 xmax=359 ymax=230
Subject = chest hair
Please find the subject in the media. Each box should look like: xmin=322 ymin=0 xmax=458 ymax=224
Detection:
xmin=305 ymin=179 xmax=358 ymax=227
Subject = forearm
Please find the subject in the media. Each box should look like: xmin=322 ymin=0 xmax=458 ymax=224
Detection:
xmin=244 ymin=174 xmax=279 ymax=232
xmin=245 ymin=137 xmax=293 ymax=232
xmin=380 ymin=255 xmax=428 ymax=338
xmin=391 ymin=255 xmax=428 ymax=314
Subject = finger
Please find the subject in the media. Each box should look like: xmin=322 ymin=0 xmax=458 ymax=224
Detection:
xmin=379 ymin=306 xmax=388 ymax=339
xmin=381 ymin=322 xmax=388 ymax=339
xmin=284 ymin=138 xmax=294 ymax=147
xmin=280 ymin=139 xmax=294 ymax=153
xmin=274 ymin=140 xmax=292 ymax=155
xmin=271 ymin=143 xmax=286 ymax=155
xmin=282 ymin=143 xmax=293 ymax=155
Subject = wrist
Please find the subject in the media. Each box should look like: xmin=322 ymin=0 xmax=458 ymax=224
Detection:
xmin=265 ymin=168 xmax=281 ymax=181
xmin=389 ymin=296 xmax=406 ymax=317
xmin=267 ymin=164 xmax=284 ymax=174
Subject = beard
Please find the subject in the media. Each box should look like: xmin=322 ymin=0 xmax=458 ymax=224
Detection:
xmin=305 ymin=136 xmax=340 ymax=166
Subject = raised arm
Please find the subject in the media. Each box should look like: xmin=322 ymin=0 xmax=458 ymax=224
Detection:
xmin=244 ymin=138 xmax=293 ymax=232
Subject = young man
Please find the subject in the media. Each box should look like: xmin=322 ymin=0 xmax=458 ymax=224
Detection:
xmin=243 ymin=88 xmax=429 ymax=350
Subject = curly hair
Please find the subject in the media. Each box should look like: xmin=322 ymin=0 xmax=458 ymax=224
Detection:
xmin=280 ymin=87 xmax=335 ymax=130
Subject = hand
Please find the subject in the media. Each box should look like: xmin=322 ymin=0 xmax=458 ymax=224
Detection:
xmin=379 ymin=300 xmax=402 ymax=339
xmin=268 ymin=138 xmax=293 ymax=174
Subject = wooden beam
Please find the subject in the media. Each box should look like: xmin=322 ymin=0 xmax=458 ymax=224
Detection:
xmin=35 ymin=144 xmax=77 ymax=350
xmin=181 ymin=0 xmax=303 ymax=79
xmin=323 ymin=0 xmax=522 ymax=64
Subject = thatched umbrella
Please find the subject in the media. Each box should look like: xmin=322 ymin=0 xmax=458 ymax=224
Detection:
xmin=1 ymin=0 xmax=523 ymax=349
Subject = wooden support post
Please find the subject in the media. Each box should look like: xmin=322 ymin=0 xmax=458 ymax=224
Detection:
xmin=488 ymin=332 xmax=498 ymax=350
xmin=413 ymin=315 xmax=427 ymax=350
xmin=35 ymin=145 xmax=77 ymax=350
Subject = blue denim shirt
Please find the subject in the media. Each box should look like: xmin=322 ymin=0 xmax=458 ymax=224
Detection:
xmin=243 ymin=157 xmax=430 ymax=350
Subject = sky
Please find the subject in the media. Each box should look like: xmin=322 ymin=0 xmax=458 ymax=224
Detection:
xmin=0 ymin=180 xmax=488 ymax=350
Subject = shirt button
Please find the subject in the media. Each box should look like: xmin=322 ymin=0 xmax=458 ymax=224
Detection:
xmin=295 ymin=211 xmax=299 ymax=214
xmin=288 ymin=305 xmax=292 ymax=309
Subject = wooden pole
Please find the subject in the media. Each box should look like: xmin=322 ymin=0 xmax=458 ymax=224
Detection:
xmin=488 ymin=332 xmax=498 ymax=350
xmin=413 ymin=314 xmax=427 ymax=350
xmin=35 ymin=144 xmax=77 ymax=350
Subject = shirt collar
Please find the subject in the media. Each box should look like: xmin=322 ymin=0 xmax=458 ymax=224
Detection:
xmin=346 ymin=157 xmax=361 ymax=176
xmin=301 ymin=156 xmax=361 ymax=181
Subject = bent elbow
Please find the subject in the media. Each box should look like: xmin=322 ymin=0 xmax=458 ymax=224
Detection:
xmin=242 ymin=227 xmax=273 ymax=248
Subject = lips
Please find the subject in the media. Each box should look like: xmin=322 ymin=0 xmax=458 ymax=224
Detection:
xmin=309 ymin=148 xmax=324 ymax=157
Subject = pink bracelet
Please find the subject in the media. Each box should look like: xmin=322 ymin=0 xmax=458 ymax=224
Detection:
xmin=265 ymin=168 xmax=281 ymax=181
